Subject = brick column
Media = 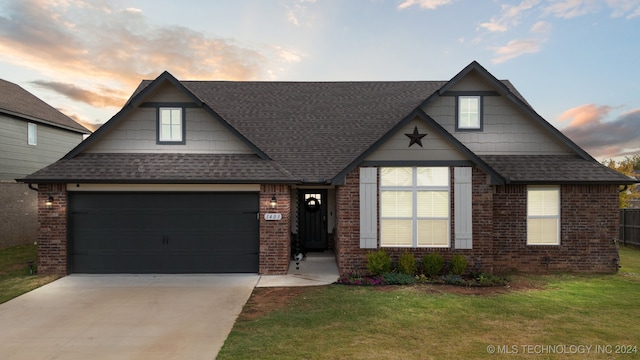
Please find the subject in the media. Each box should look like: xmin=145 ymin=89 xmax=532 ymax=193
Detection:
xmin=259 ymin=184 xmax=291 ymax=274
xmin=335 ymin=168 xmax=368 ymax=275
xmin=37 ymin=183 xmax=67 ymax=275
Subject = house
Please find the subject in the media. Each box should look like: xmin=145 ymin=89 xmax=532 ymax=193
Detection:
xmin=20 ymin=61 xmax=636 ymax=275
xmin=0 ymin=78 xmax=90 ymax=249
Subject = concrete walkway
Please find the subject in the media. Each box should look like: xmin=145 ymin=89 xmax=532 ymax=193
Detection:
xmin=0 ymin=274 xmax=259 ymax=360
xmin=257 ymin=252 xmax=340 ymax=287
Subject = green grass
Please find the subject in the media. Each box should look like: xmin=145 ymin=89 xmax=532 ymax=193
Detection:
xmin=218 ymin=246 xmax=640 ymax=360
xmin=0 ymin=244 xmax=60 ymax=304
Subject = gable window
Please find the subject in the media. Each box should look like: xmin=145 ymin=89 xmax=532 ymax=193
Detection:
xmin=456 ymin=95 xmax=482 ymax=131
xmin=527 ymin=186 xmax=560 ymax=245
xmin=27 ymin=123 xmax=37 ymax=145
xmin=380 ymin=167 xmax=450 ymax=248
xmin=158 ymin=107 xmax=185 ymax=144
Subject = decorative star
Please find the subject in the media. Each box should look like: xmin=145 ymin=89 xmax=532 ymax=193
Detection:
xmin=405 ymin=126 xmax=427 ymax=147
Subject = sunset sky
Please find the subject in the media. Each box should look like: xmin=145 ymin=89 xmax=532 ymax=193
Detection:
xmin=0 ymin=0 xmax=638 ymax=160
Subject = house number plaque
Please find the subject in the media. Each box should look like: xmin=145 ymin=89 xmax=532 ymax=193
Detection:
xmin=264 ymin=213 xmax=282 ymax=221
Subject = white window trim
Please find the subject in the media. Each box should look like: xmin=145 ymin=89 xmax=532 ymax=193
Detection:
xmin=380 ymin=167 xmax=450 ymax=248
xmin=158 ymin=107 xmax=185 ymax=144
xmin=456 ymin=95 xmax=482 ymax=131
xmin=527 ymin=185 xmax=561 ymax=246
xmin=27 ymin=123 xmax=37 ymax=145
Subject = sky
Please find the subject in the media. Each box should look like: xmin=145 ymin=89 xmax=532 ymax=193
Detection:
xmin=0 ymin=0 xmax=638 ymax=161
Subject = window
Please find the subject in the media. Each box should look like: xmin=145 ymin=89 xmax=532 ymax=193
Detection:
xmin=527 ymin=186 xmax=560 ymax=245
xmin=27 ymin=123 xmax=37 ymax=145
xmin=380 ymin=167 xmax=450 ymax=248
xmin=456 ymin=96 xmax=482 ymax=130
xmin=158 ymin=107 xmax=184 ymax=144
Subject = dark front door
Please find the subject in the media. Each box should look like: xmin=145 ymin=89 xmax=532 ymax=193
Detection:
xmin=298 ymin=190 xmax=328 ymax=251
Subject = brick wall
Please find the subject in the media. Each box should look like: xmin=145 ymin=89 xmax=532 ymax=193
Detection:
xmin=37 ymin=183 xmax=68 ymax=275
xmin=259 ymin=184 xmax=291 ymax=274
xmin=493 ymin=184 xmax=620 ymax=273
xmin=335 ymin=166 xmax=495 ymax=275
xmin=335 ymin=169 xmax=366 ymax=274
xmin=334 ymin=167 xmax=620 ymax=275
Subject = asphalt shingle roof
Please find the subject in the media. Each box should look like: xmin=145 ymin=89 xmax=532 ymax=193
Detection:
xmin=0 ymin=78 xmax=89 ymax=133
xmin=25 ymin=153 xmax=295 ymax=183
xmin=21 ymin=65 xmax=636 ymax=185
xmin=480 ymin=155 xmax=636 ymax=184
xmin=180 ymin=81 xmax=447 ymax=181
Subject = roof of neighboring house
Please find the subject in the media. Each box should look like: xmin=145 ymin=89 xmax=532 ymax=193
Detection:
xmin=0 ymin=78 xmax=90 ymax=133
xmin=480 ymin=155 xmax=636 ymax=184
xmin=26 ymin=153 xmax=295 ymax=183
xmin=20 ymin=62 xmax=638 ymax=185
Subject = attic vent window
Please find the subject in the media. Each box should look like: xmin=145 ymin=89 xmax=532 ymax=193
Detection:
xmin=157 ymin=107 xmax=185 ymax=144
xmin=456 ymin=96 xmax=482 ymax=131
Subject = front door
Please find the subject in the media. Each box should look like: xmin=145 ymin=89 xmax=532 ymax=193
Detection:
xmin=298 ymin=190 xmax=328 ymax=251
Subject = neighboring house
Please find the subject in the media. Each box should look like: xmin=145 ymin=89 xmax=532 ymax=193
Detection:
xmin=0 ymin=78 xmax=90 ymax=249
xmin=21 ymin=61 xmax=636 ymax=275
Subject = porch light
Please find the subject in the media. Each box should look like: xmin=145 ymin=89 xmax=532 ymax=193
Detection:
xmin=45 ymin=195 xmax=54 ymax=208
xmin=270 ymin=195 xmax=277 ymax=208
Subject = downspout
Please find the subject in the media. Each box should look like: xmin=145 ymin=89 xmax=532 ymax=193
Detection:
xmin=28 ymin=183 xmax=38 ymax=192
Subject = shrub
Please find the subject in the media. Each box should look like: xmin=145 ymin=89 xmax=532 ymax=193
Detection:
xmin=450 ymin=254 xmax=468 ymax=275
xmin=422 ymin=253 xmax=444 ymax=277
xmin=397 ymin=252 xmax=417 ymax=275
xmin=383 ymin=273 xmax=415 ymax=285
xmin=366 ymin=249 xmax=392 ymax=276
xmin=442 ymin=274 xmax=466 ymax=286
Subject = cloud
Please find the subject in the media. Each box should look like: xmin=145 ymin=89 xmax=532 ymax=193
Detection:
xmin=560 ymin=105 xmax=640 ymax=158
xmin=544 ymin=0 xmax=600 ymax=18
xmin=490 ymin=38 xmax=543 ymax=63
xmin=286 ymin=0 xmax=316 ymax=26
xmin=628 ymin=5 xmax=640 ymax=18
xmin=275 ymin=47 xmax=304 ymax=63
xmin=397 ymin=0 xmax=454 ymax=10
xmin=480 ymin=0 xmax=540 ymax=32
xmin=66 ymin=112 xmax=101 ymax=132
xmin=558 ymin=104 xmax=613 ymax=127
xmin=530 ymin=20 xmax=552 ymax=33
xmin=32 ymin=80 xmax=129 ymax=108
xmin=0 ymin=0 xmax=271 ymax=108
xmin=543 ymin=0 xmax=640 ymax=18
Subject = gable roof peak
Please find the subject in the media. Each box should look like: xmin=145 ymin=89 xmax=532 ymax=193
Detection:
xmin=438 ymin=60 xmax=510 ymax=95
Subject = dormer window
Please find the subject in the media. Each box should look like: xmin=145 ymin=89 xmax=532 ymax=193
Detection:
xmin=157 ymin=107 xmax=185 ymax=144
xmin=456 ymin=95 xmax=482 ymax=131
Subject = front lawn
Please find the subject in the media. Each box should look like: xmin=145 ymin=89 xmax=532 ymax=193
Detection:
xmin=0 ymin=244 xmax=60 ymax=304
xmin=218 ymin=246 xmax=640 ymax=359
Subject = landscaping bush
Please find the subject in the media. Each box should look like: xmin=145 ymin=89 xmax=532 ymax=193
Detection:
xmin=366 ymin=249 xmax=392 ymax=276
xmin=422 ymin=253 xmax=444 ymax=277
xmin=442 ymin=274 xmax=466 ymax=286
xmin=397 ymin=252 xmax=417 ymax=275
xmin=382 ymin=273 xmax=415 ymax=285
xmin=449 ymin=254 xmax=468 ymax=275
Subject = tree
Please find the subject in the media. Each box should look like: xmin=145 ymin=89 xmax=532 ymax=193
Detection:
xmin=604 ymin=156 xmax=640 ymax=208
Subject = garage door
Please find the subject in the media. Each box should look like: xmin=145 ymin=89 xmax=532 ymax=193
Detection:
xmin=68 ymin=192 xmax=259 ymax=273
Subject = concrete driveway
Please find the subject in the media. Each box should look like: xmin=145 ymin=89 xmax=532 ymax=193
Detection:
xmin=0 ymin=274 xmax=259 ymax=360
